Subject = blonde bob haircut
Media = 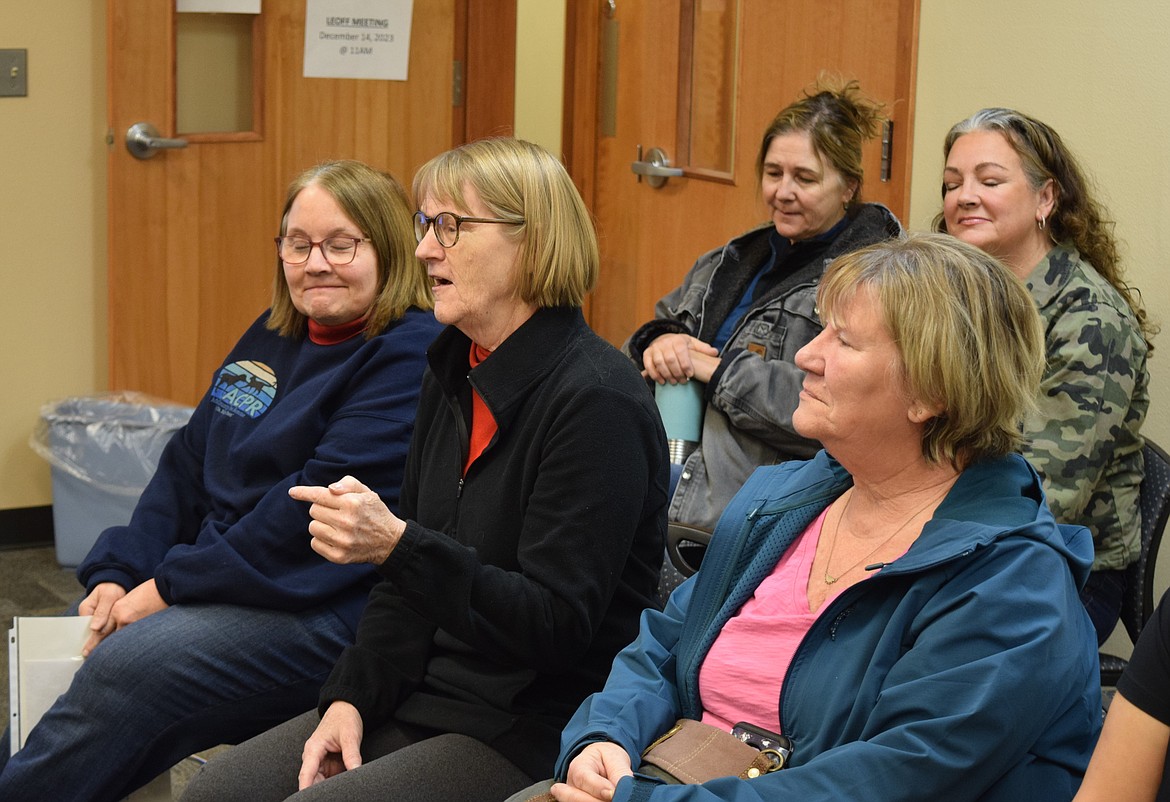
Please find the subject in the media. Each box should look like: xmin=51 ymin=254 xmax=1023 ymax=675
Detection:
xmin=412 ymin=138 xmax=599 ymax=308
xmin=268 ymin=160 xmax=432 ymax=339
xmin=817 ymin=233 xmax=1044 ymax=469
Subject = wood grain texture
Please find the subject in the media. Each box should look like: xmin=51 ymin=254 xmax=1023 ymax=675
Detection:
xmin=564 ymin=0 xmax=920 ymax=347
xmin=108 ymin=0 xmax=516 ymax=405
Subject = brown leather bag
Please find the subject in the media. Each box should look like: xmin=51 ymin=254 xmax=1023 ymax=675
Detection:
xmin=640 ymin=719 xmax=783 ymax=783
xmin=523 ymin=719 xmax=785 ymax=800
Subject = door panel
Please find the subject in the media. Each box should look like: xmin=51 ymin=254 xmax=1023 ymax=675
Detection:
xmin=108 ymin=0 xmax=506 ymax=405
xmin=567 ymin=0 xmax=919 ymax=346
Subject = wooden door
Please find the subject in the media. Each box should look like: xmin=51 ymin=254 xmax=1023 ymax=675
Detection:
xmin=108 ymin=0 xmax=515 ymax=405
xmin=564 ymin=0 xmax=920 ymax=345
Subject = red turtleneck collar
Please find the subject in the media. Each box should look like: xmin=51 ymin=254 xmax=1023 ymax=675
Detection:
xmin=308 ymin=316 xmax=368 ymax=345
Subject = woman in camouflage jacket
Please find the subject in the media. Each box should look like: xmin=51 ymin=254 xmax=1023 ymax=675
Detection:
xmin=936 ymin=107 xmax=1155 ymax=644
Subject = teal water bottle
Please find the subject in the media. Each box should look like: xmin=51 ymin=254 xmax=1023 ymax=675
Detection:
xmin=654 ymin=380 xmax=704 ymax=464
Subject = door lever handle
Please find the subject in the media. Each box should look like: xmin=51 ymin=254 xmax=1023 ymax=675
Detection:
xmin=631 ymin=146 xmax=683 ymax=188
xmin=126 ymin=122 xmax=189 ymax=160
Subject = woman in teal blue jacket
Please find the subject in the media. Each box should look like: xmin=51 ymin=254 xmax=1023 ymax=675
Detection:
xmin=515 ymin=234 xmax=1101 ymax=802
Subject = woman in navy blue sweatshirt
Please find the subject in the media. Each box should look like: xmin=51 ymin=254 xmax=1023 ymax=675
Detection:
xmin=0 ymin=160 xmax=442 ymax=802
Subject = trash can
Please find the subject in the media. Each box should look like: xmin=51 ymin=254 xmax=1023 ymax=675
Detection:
xmin=29 ymin=392 xmax=195 ymax=568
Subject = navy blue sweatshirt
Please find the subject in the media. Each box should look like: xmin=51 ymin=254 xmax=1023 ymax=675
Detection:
xmin=79 ymin=308 xmax=442 ymax=634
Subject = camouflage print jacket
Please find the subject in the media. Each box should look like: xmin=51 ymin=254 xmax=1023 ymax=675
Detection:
xmin=1023 ymin=243 xmax=1149 ymax=571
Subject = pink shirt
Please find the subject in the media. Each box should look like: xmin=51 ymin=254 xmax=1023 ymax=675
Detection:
xmin=698 ymin=508 xmax=841 ymax=733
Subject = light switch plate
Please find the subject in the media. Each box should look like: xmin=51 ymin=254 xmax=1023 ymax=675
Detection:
xmin=0 ymin=49 xmax=28 ymax=97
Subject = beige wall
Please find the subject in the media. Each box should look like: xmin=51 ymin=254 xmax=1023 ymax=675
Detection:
xmin=1 ymin=2 xmax=1166 ymax=549
xmin=0 ymin=2 xmax=108 ymax=510
xmin=513 ymin=0 xmax=565 ymax=154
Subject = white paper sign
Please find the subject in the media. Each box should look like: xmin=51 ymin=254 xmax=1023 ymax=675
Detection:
xmin=303 ymin=0 xmax=413 ymax=81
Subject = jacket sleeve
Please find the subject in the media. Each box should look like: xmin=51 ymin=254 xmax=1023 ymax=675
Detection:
xmin=77 ymin=402 xmax=212 ymax=592
xmin=554 ymin=578 xmax=695 ymax=779
xmin=705 ymin=347 xmax=820 ymax=456
xmin=1022 ymin=295 xmax=1144 ymax=545
xmin=603 ymin=533 xmax=1099 ymax=802
xmin=313 ymin=380 xmax=438 ymax=722
xmin=625 ymin=248 xmax=721 ymax=363
xmin=398 ymin=382 xmax=663 ymax=665
xmin=316 ymin=580 xmax=438 ymax=721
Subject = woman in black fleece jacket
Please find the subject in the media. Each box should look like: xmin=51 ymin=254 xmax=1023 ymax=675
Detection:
xmin=181 ymin=138 xmax=670 ymax=802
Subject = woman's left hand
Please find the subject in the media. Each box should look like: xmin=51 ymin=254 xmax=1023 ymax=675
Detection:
xmin=81 ymin=579 xmax=168 ymax=656
xmin=290 ymin=475 xmax=405 ymax=565
xmin=551 ymin=741 xmax=634 ymax=802
xmin=642 ymin=333 xmax=720 ymax=384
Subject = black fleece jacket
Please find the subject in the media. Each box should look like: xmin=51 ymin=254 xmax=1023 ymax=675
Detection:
xmin=318 ymin=306 xmax=669 ymax=778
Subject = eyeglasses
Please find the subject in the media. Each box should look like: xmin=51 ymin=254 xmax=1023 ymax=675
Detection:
xmin=413 ymin=211 xmax=523 ymax=248
xmin=274 ymin=236 xmax=371 ymax=266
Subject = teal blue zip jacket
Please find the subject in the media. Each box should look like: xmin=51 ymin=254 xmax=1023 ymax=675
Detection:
xmin=556 ymin=450 xmax=1101 ymax=801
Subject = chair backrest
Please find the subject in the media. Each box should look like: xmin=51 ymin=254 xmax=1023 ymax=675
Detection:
xmin=666 ymin=522 xmax=712 ymax=577
xmin=654 ymin=523 xmax=714 ymax=607
xmin=1119 ymin=440 xmax=1170 ymax=643
xmin=655 ymin=553 xmax=688 ymax=608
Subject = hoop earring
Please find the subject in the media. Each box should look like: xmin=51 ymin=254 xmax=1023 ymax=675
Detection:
xmin=1038 ymin=215 xmax=1047 ymax=230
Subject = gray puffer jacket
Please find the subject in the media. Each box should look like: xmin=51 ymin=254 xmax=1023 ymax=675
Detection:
xmin=626 ymin=203 xmax=903 ymax=532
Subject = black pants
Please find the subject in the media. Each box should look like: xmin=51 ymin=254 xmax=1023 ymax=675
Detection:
xmin=179 ymin=709 xmax=533 ymax=802
xmin=1081 ymin=567 xmax=1128 ymax=646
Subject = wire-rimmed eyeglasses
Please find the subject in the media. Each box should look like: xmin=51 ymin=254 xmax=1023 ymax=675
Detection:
xmin=413 ymin=211 xmax=523 ymax=248
xmin=274 ymin=236 xmax=371 ymax=266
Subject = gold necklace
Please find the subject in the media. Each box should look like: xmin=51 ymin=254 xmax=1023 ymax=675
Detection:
xmin=822 ymin=489 xmax=942 ymax=585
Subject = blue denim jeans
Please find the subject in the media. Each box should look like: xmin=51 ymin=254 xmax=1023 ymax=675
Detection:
xmin=0 ymin=601 xmax=353 ymax=802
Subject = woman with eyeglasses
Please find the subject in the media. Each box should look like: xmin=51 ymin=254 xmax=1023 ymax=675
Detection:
xmin=180 ymin=138 xmax=669 ymax=802
xmin=0 ymin=160 xmax=442 ymax=802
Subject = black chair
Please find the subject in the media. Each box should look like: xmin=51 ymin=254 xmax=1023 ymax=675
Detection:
xmin=667 ymin=522 xmax=712 ymax=577
xmin=653 ymin=523 xmax=713 ymax=607
xmin=654 ymin=551 xmax=688 ymax=608
xmin=1100 ymin=440 xmax=1170 ymax=686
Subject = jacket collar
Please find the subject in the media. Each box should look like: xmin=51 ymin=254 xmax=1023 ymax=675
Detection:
xmin=720 ymin=202 xmax=904 ymax=271
xmin=734 ymin=449 xmax=1092 ymax=587
xmin=427 ymin=306 xmax=587 ymax=431
xmin=1023 ymin=242 xmax=1078 ymax=308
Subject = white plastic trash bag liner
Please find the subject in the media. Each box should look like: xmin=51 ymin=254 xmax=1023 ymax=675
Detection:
xmin=30 ymin=392 xmax=194 ymax=496
xmin=29 ymin=392 xmax=194 ymax=567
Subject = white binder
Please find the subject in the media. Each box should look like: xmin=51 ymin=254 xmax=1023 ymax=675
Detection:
xmin=8 ymin=616 xmax=92 ymax=756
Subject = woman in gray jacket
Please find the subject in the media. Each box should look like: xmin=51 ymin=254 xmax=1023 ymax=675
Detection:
xmin=628 ymin=79 xmax=901 ymax=537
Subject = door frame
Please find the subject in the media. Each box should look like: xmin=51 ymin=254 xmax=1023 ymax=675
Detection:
xmin=458 ymin=0 xmax=518 ymax=143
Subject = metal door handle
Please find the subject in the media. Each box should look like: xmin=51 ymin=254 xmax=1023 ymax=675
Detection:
xmin=125 ymin=122 xmax=188 ymax=160
xmin=631 ymin=146 xmax=683 ymax=188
